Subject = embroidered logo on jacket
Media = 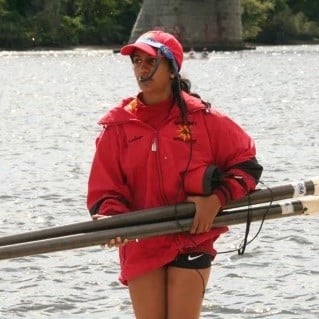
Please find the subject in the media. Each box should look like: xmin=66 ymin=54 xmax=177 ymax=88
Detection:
xmin=175 ymin=124 xmax=192 ymax=142
xmin=128 ymin=136 xmax=143 ymax=143
xmin=126 ymin=99 xmax=138 ymax=113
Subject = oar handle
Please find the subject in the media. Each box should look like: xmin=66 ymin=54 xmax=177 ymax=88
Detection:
xmin=298 ymin=196 xmax=319 ymax=215
xmin=226 ymin=177 xmax=319 ymax=209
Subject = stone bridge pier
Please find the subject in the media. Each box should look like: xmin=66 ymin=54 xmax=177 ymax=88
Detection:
xmin=129 ymin=0 xmax=244 ymax=51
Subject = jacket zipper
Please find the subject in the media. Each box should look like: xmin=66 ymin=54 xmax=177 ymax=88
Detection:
xmin=151 ymin=137 xmax=157 ymax=152
xmin=151 ymin=133 xmax=168 ymax=204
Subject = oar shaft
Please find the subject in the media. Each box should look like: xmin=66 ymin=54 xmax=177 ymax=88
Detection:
xmin=0 ymin=203 xmax=195 ymax=247
xmin=1 ymin=178 xmax=318 ymax=247
xmin=0 ymin=197 xmax=317 ymax=260
xmin=226 ymin=178 xmax=318 ymax=209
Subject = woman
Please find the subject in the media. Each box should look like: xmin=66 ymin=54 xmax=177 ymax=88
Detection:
xmin=87 ymin=30 xmax=263 ymax=319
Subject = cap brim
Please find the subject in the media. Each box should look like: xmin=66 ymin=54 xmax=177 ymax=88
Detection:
xmin=120 ymin=43 xmax=157 ymax=57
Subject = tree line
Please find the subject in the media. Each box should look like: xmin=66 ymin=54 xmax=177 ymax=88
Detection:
xmin=0 ymin=0 xmax=318 ymax=50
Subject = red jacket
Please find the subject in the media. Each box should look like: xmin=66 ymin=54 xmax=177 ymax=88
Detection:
xmin=87 ymin=92 xmax=262 ymax=285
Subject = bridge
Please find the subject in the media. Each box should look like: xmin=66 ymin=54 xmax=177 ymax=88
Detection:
xmin=129 ymin=0 xmax=243 ymax=51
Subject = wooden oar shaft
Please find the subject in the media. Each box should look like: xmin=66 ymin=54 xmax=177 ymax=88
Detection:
xmin=0 ymin=196 xmax=318 ymax=260
xmin=1 ymin=178 xmax=318 ymax=247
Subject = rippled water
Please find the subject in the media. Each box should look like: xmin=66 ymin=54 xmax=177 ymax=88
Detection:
xmin=0 ymin=45 xmax=318 ymax=318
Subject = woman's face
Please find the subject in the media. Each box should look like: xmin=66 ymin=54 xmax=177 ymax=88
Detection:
xmin=131 ymin=49 xmax=173 ymax=102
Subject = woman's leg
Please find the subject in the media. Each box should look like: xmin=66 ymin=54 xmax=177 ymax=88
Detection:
xmin=127 ymin=267 xmax=167 ymax=319
xmin=166 ymin=266 xmax=211 ymax=319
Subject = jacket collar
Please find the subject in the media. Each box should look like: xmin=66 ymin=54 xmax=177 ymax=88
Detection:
xmin=98 ymin=92 xmax=207 ymax=126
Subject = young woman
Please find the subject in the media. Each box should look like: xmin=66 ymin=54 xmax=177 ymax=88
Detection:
xmin=87 ymin=30 xmax=263 ymax=319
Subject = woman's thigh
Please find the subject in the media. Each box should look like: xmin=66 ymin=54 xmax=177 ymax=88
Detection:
xmin=127 ymin=267 xmax=167 ymax=319
xmin=167 ymin=266 xmax=211 ymax=319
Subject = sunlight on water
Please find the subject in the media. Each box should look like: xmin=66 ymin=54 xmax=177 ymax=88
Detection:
xmin=0 ymin=45 xmax=318 ymax=318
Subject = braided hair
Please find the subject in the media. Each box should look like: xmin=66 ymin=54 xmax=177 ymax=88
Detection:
xmin=169 ymin=61 xmax=211 ymax=124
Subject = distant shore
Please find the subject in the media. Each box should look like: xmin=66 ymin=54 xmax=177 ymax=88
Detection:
xmin=1 ymin=40 xmax=319 ymax=52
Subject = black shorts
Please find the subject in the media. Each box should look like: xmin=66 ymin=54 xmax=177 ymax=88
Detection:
xmin=167 ymin=253 xmax=214 ymax=269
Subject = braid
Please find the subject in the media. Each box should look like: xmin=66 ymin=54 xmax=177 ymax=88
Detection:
xmin=172 ymin=75 xmax=189 ymax=124
xmin=169 ymin=61 xmax=211 ymax=123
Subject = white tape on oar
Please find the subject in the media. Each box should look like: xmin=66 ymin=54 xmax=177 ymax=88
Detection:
xmin=292 ymin=181 xmax=306 ymax=197
xmin=280 ymin=202 xmax=295 ymax=215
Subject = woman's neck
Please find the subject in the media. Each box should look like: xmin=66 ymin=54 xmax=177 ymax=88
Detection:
xmin=140 ymin=89 xmax=172 ymax=106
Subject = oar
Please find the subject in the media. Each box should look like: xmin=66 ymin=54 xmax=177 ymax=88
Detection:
xmin=1 ymin=177 xmax=318 ymax=247
xmin=226 ymin=177 xmax=318 ymax=209
xmin=0 ymin=203 xmax=195 ymax=247
xmin=0 ymin=196 xmax=318 ymax=260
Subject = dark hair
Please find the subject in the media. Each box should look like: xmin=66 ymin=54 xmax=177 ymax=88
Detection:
xmin=169 ymin=61 xmax=210 ymax=124
xmin=171 ymin=75 xmax=189 ymax=124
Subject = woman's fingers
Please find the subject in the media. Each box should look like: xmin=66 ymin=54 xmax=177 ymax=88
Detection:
xmin=106 ymin=237 xmax=129 ymax=248
xmin=92 ymin=215 xmax=129 ymax=247
xmin=190 ymin=218 xmax=210 ymax=234
xmin=92 ymin=214 xmax=108 ymax=220
xmin=187 ymin=194 xmax=220 ymax=234
xmin=191 ymin=223 xmax=212 ymax=234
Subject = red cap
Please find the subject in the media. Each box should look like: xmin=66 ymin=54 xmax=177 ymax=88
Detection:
xmin=120 ymin=30 xmax=184 ymax=71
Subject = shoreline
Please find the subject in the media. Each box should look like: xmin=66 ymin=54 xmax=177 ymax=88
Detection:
xmin=1 ymin=40 xmax=319 ymax=53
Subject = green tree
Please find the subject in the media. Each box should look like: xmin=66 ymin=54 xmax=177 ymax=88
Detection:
xmin=76 ymin=0 xmax=141 ymax=45
xmin=0 ymin=0 xmax=142 ymax=49
xmin=0 ymin=0 xmax=31 ymax=48
xmin=258 ymin=0 xmax=319 ymax=43
xmin=287 ymin=0 xmax=319 ymax=23
xmin=242 ymin=0 xmax=319 ymax=43
xmin=241 ymin=0 xmax=274 ymax=40
xmin=1 ymin=0 xmax=318 ymax=49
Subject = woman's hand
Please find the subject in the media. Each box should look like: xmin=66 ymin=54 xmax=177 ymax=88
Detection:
xmin=106 ymin=236 xmax=129 ymax=248
xmin=92 ymin=214 xmax=129 ymax=248
xmin=186 ymin=194 xmax=221 ymax=234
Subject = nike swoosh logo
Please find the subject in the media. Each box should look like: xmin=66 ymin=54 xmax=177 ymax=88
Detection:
xmin=187 ymin=254 xmax=204 ymax=261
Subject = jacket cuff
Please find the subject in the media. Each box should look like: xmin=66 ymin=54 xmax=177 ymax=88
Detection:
xmin=213 ymin=188 xmax=228 ymax=208
xmin=184 ymin=165 xmax=221 ymax=196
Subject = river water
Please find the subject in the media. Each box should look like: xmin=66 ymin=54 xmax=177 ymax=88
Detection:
xmin=0 ymin=45 xmax=318 ymax=318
